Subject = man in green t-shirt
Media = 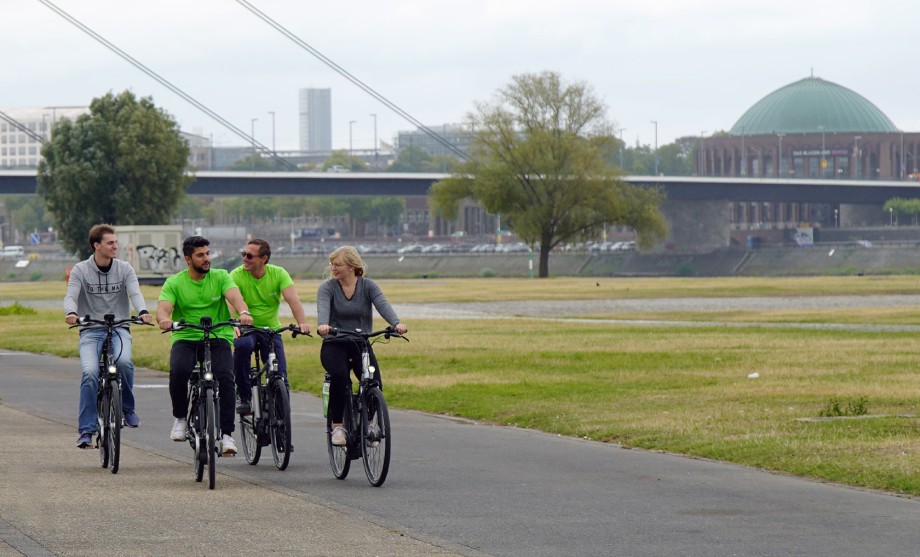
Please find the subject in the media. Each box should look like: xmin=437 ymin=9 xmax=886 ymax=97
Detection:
xmin=231 ymin=238 xmax=310 ymax=414
xmin=156 ymin=236 xmax=253 ymax=455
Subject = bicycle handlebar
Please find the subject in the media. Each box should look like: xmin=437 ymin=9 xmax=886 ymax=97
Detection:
xmin=70 ymin=314 xmax=153 ymax=330
xmin=327 ymin=326 xmax=409 ymax=342
xmin=160 ymin=318 xmax=241 ymax=334
xmin=239 ymin=323 xmax=312 ymax=338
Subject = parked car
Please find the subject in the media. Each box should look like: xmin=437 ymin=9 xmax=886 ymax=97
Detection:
xmin=0 ymin=245 xmax=25 ymax=259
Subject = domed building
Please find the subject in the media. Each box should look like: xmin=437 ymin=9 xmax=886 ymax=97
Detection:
xmin=699 ymin=75 xmax=919 ymax=228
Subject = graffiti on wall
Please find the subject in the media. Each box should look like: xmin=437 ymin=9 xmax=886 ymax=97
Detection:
xmin=135 ymin=244 xmax=183 ymax=275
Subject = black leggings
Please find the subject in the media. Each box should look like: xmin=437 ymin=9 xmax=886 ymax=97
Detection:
xmin=320 ymin=340 xmax=381 ymax=423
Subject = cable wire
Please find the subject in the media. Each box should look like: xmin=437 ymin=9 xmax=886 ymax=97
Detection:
xmin=35 ymin=0 xmax=298 ymax=171
xmin=234 ymin=0 xmax=469 ymax=161
xmin=0 ymin=111 xmax=46 ymax=144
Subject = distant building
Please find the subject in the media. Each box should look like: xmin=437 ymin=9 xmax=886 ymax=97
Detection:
xmin=700 ymin=76 xmax=920 ymax=228
xmin=299 ymin=88 xmax=332 ymax=152
xmin=396 ymin=123 xmax=472 ymax=158
xmin=181 ymin=131 xmax=212 ymax=170
xmin=0 ymin=106 xmax=87 ymax=168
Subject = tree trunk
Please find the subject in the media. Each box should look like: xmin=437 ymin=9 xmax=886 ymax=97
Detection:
xmin=538 ymin=244 xmax=551 ymax=278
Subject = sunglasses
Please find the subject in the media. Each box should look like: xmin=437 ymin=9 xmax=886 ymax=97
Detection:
xmin=240 ymin=251 xmax=261 ymax=260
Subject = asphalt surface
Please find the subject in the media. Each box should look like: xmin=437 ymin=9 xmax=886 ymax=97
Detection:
xmin=5 ymin=297 xmax=920 ymax=556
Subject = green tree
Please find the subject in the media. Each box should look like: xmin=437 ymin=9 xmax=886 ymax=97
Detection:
xmin=37 ymin=90 xmax=191 ymax=258
xmin=387 ymin=144 xmax=461 ymax=173
xmin=322 ymin=150 xmax=368 ymax=172
xmin=431 ymin=71 xmax=667 ymax=277
xmin=2 ymin=197 xmax=53 ymax=241
xmin=229 ymin=152 xmax=293 ymax=172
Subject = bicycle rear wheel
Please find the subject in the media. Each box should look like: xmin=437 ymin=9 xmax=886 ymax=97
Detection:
xmin=269 ymin=378 xmax=291 ymax=470
xmin=97 ymin=389 xmax=109 ymax=469
xmin=107 ymin=385 xmax=122 ymax=474
xmin=326 ymin=394 xmax=353 ymax=480
xmin=205 ymin=387 xmax=218 ymax=489
xmin=361 ymin=387 xmax=391 ymax=487
xmin=239 ymin=411 xmax=261 ymax=465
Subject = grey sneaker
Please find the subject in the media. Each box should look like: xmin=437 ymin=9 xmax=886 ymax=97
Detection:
xmin=124 ymin=411 xmax=140 ymax=428
xmin=76 ymin=432 xmax=94 ymax=449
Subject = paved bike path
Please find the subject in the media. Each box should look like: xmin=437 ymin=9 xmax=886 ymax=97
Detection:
xmin=4 ymin=349 xmax=920 ymax=557
xmin=0 ymin=351 xmax=474 ymax=557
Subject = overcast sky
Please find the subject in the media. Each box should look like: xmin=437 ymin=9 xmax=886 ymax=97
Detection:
xmin=5 ymin=0 xmax=919 ymax=153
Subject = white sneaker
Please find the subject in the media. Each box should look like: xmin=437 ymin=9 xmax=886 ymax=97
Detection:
xmin=220 ymin=434 xmax=238 ymax=456
xmin=331 ymin=426 xmax=347 ymax=446
xmin=170 ymin=418 xmax=187 ymax=441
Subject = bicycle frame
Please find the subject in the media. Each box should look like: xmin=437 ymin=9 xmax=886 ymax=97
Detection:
xmin=325 ymin=327 xmax=406 ymax=486
xmin=71 ymin=313 xmax=149 ymax=474
xmin=238 ymin=324 xmax=308 ymax=470
xmin=165 ymin=316 xmax=239 ymax=489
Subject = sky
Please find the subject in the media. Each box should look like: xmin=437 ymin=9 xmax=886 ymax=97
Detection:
xmin=5 ymin=0 xmax=920 ymax=153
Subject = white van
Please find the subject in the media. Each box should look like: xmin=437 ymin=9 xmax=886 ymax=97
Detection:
xmin=0 ymin=246 xmax=25 ymax=259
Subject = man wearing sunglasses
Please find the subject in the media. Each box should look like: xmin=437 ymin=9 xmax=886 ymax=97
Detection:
xmin=231 ymin=238 xmax=310 ymax=415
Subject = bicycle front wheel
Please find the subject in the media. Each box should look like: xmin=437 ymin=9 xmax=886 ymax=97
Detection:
xmin=205 ymin=387 xmax=218 ymax=489
xmin=189 ymin=395 xmax=205 ymax=483
xmin=361 ymin=387 xmax=391 ymax=487
xmin=269 ymin=378 xmax=292 ymax=470
xmin=107 ymin=385 xmax=122 ymax=474
xmin=97 ymin=390 xmax=109 ymax=469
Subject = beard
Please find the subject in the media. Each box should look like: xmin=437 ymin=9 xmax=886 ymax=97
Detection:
xmin=192 ymin=261 xmax=210 ymax=275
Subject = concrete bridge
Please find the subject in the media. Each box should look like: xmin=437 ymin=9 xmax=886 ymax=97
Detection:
xmin=6 ymin=170 xmax=920 ymax=249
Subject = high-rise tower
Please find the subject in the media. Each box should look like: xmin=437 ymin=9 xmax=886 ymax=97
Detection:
xmin=298 ymin=88 xmax=331 ymax=152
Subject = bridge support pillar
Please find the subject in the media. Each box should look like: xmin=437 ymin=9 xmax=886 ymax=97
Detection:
xmin=658 ymin=199 xmax=731 ymax=252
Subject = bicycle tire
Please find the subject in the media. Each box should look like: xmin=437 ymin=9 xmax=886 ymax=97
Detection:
xmin=206 ymin=386 xmax=218 ymax=489
xmin=269 ymin=378 xmax=292 ymax=470
xmin=239 ymin=411 xmax=261 ymax=465
xmin=361 ymin=387 xmax=391 ymax=487
xmin=190 ymin=392 xmax=204 ymax=483
xmin=97 ymin=389 xmax=109 ymax=469
xmin=108 ymin=384 xmax=122 ymax=475
xmin=327 ymin=393 xmax=352 ymax=480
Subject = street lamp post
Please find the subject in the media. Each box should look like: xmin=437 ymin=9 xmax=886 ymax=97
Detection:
xmin=250 ymin=118 xmax=258 ymax=172
xmin=699 ymin=131 xmax=707 ymax=176
xmin=890 ymin=206 xmax=894 ymax=226
xmin=651 ymin=120 xmax=658 ymax=176
xmin=268 ymin=111 xmax=276 ymax=155
xmin=740 ymin=125 xmax=746 ymax=176
xmin=619 ymin=128 xmax=626 ymax=168
xmin=370 ymin=113 xmax=378 ymax=169
xmin=349 ymin=120 xmax=356 ymax=156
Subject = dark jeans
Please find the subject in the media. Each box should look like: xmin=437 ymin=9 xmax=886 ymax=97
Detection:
xmin=320 ymin=340 xmax=381 ymax=423
xmin=233 ymin=332 xmax=288 ymax=402
xmin=169 ymin=338 xmax=235 ymax=434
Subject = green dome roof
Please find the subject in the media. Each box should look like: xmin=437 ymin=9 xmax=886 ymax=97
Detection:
xmin=729 ymin=76 xmax=898 ymax=136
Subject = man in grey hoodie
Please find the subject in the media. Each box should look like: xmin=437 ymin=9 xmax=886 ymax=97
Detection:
xmin=64 ymin=224 xmax=152 ymax=448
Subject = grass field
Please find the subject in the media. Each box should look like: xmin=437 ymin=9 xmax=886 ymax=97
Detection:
xmin=3 ymin=276 xmax=920 ymax=495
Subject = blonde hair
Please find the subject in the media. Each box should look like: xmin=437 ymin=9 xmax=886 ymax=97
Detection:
xmin=327 ymin=245 xmax=365 ymax=277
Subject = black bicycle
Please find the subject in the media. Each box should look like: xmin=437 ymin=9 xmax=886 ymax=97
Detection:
xmin=237 ymin=324 xmax=310 ymax=470
xmin=70 ymin=314 xmax=151 ymax=474
xmin=164 ymin=316 xmax=239 ymax=489
xmin=324 ymin=327 xmax=407 ymax=487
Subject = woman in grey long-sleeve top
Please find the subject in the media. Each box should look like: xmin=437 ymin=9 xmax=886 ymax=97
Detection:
xmin=316 ymin=246 xmax=407 ymax=447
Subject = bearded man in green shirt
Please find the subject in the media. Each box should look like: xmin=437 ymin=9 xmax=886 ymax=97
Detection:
xmin=231 ymin=238 xmax=310 ymax=415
